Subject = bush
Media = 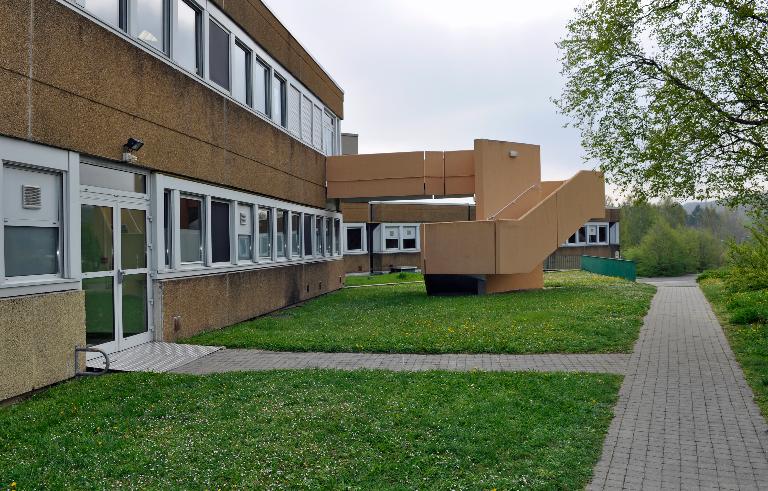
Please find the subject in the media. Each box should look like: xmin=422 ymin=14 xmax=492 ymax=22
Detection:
xmin=697 ymin=269 xmax=730 ymax=282
xmin=726 ymin=290 xmax=768 ymax=324
xmin=624 ymin=220 xmax=696 ymax=276
xmin=725 ymin=219 xmax=768 ymax=293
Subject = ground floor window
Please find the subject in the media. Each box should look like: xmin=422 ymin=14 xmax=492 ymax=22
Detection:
xmin=291 ymin=212 xmax=301 ymax=257
xmin=259 ymin=207 xmax=273 ymax=260
xmin=344 ymin=223 xmax=366 ymax=254
xmin=238 ymin=203 xmax=253 ymax=262
xmin=180 ymin=196 xmax=204 ymax=263
xmin=303 ymin=214 xmax=313 ymax=256
xmin=211 ymin=200 xmax=231 ymax=263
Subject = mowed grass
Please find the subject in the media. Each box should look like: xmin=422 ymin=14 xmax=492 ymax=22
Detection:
xmin=699 ymin=278 xmax=768 ymax=417
xmin=186 ymin=271 xmax=656 ymax=354
xmin=0 ymin=370 xmax=621 ymax=490
xmin=345 ymin=271 xmax=424 ymax=286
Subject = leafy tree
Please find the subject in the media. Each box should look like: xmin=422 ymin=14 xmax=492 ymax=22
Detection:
xmin=625 ymin=220 xmax=697 ymax=276
xmin=726 ymin=218 xmax=768 ymax=292
xmin=557 ymin=0 xmax=768 ymax=208
xmin=620 ymin=200 xmax=658 ymax=247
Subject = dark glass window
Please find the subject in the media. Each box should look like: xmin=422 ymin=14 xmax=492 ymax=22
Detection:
xmin=598 ymin=225 xmax=608 ymax=243
xmin=303 ymin=214 xmax=313 ymax=256
xmin=346 ymin=227 xmax=362 ymax=252
xmin=276 ymin=210 xmax=287 ymax=258
xmin=5 ymin=227 xmax=59 ymax=277
xmin=211 ymin=201 xmax=231 ymax=263
xmin=179 ymin=196 xmax=203 ymax=263
xmin=163 ymin=191 xmax=171 ymax=266
xmin=208 ymin=19 xmax=230 ymax=90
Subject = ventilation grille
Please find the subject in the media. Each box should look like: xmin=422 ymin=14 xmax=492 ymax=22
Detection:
xmin=21 ymin=185 xmax=42 ymax=210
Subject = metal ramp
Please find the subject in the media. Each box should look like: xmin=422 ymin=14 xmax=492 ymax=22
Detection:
xmin=86 ymin=342 xmax=222 ymax=373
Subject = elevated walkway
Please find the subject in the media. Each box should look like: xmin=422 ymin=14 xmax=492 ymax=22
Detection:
xmin=327 ymin=139 xmax=605 ymax=294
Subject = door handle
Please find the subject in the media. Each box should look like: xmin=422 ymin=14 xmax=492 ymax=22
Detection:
xmin=117 ymin=270 xmax=125 ymax=284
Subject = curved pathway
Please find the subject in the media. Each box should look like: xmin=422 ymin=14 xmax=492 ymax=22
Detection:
xmin=589 ymin=276 xmax=768 ymax=490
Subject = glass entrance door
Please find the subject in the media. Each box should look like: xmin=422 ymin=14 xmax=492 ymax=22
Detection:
xmin=82 ymin=200 xmax=151 ymax=353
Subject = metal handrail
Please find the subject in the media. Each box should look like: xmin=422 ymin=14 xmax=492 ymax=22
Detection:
xmin=487 ymin=184 xmax=541 ymax=220
xmin=75 ymin=346 xmax=110 ymax=376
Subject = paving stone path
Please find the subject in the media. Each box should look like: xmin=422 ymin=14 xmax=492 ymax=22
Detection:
xmin=589 ymin=276 xmax=768 ymax=490
xmin=173 ymin=351 xmax=629 ymax=374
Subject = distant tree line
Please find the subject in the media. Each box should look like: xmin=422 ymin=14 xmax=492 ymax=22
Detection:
xmin=621 ymin=199 xmax=749 ymax=277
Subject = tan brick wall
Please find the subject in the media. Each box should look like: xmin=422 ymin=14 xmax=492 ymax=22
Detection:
xmin=343 ymin=255 xmax=370 ymax=274
xmin=1 ymin=0 xmax=334 ymax=209
xmin=372 ymin=203 xmax=473 ymax=223
xmin=0 ymin=291 xmax=85 ymax=401
xmin=372 ymin=252 xmax=422 ymax=272
xmin=160 ymin=260 xmax=345 ymax=341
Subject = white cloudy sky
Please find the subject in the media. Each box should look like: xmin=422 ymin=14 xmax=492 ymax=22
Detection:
xmin=265 ymin=0 xmax=591 ymax=184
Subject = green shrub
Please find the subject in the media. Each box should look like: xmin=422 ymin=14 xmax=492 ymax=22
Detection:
xmin=725 ymin=219 xmax=768 ymax=293
xmin=726 ymin=290 xmax=768 ymax=324
xmin=624 ymin=220 xmax=696 ymax=276
xmin=697 ymin=269 xmax=730 ymax=282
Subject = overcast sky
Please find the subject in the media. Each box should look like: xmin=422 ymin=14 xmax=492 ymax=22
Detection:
xmin=265 ymin=0 xmax=590 ymax=185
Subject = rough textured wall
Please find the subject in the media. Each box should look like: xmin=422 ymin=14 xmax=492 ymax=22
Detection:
xmin=0 ymin=291 xmax=85 ymax=401
xmin=372 ymin=203 xmax=474 ymax=223
xmin=210 ymin=0 xmax=343 ymax=118
xmin=161 ymin=260 xmax=345 ymax=341
xmin=372 ymin=252 xmax=422 ymax=272
xmin=343 ymin=254 xmax=370 ymax=274
xmin=0 ymin=0 xmax=334 ymax=208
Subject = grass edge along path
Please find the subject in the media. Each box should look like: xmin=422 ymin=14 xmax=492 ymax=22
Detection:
xmin=185 ymin=271 xmax=656 ymax=354
xmin=699 ymin=277 xmax=768 ymax=419
xmin=0 ymin=370 xmax=621 ymax=490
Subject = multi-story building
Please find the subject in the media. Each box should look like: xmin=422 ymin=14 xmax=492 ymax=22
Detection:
xmin=0 ymin=0 xmax=345 ymax=401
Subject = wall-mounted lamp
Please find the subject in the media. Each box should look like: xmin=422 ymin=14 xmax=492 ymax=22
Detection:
xmin=122 ymin=138 xmax=144 ymax=164
xmin=509 ymin=150 xmax=519 ymax=158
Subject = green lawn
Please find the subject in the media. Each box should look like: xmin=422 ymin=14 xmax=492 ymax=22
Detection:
xmin=345 ymin=271 xmax=424 ymax=286
xmin=699 ymin=278 xmax=768 ymax=417
xmin=0 ymin=370 xmax=620 ymax=490
xmin=185 ymin=271 xmax=655 ymax=354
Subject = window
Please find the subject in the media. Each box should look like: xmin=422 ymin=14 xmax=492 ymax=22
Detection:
xmin=174 ymin=0 xmax=202 ymax=74
xmin=598 ymin=225 xmax=608 ymax=243
xmin=208 ymin=19 xmax=230 ymax=90
xmin=80 ymin=163 xmax=146 ymax=193
xmin=578 ymin=226 xmax=586 ymax=243
xmin=133 ymin=0 xmax=167 ymax=53
xmin=254 ymin=59 xmax=270 ymax=115
xmin=3 ymin=166 xmax=62 ymax=278
xmin=273 ymin=74 xmax=287 ymax=127
xmin=402 ymin=225 xmax=418 ymax=250
xmin=312 ymin=105 xmax=322 ymax=148
xmin=291 ymin=213 xmax=301 ymax=257
xmin=323 ymin=111 xmax=336 ymax=155
xmin=334 ymin=219 xmax=341 ymax=255
xmin=315 ymin=216 xmax=323 ymax=255
xmin=288 ymin=85 xmax=301 ymax=136
xmin=211 ymin=201 xmax=230 ymax=263
xmin=163 ymin=190 xmax=172 ymax=266
xmin=258 ymin=207 xmax=272 ymax=259
xmin=324 ymin=217 xmax=332 ymax=255
xmin=303 ymin=214 xmax=313 ymax=256
xmin=237 ymin=203 xmax=253 ymax=261
xmin=83 ymin=0 xmax=123 ymax=29
xmin=301 ymin=96 xmax=312 ymax=143
xmin=179 ymin=196 xmax=203 ymax=263
xmin=567 ymin=233 xmax=578 ymax=245
xmin=232 ymin=41 xmax=252 ymax=106
xmin=276 ymin=209 xmax=287 ymax=258
xmin=384 ymin=226 xmax=400 ymax=250
xmin=345 ymin=225 xmax=365 ymax=253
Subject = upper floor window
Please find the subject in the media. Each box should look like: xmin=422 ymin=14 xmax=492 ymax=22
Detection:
xmin=273 ymin=74 xmax=287 ymax=127
xmin=133 ymin=0 xmax=168 ymax=53
xmin=232 ymin=41 xmax=252 ymax=106
xmin=323 ymin=111 xmax=336 ymax=155
xmin=83 ymin=0 xmax=123 ymax=29
xmin=174 ymin=0 xmax=202 ymax=74
xmin=208 ymin=19 xmax=230 ymax=90
xmin=254 ymin=59 xmax=270 ymax=115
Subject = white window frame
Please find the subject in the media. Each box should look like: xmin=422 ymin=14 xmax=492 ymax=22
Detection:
xmin=151 ymin=174 xmax=341 ymax=279
xmin=343 ymin=223 xmax=367 ymax=255
xmin=374 ymin=223 xmax=421 ymax=253
xmin=63 ymin=0 xmax=342 ymax=156
xmin=0 ymin=137 xmax=80 ymax=297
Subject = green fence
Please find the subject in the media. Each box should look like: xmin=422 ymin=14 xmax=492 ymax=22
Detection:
xmin=581 ymin=255 xmax=637 ymax=282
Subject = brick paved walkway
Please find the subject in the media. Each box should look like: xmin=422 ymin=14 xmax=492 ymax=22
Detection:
xmin=589 ymin=277 xmax=768 ymax=490
xmin=173 ymin=351 xmax=630 ymax=374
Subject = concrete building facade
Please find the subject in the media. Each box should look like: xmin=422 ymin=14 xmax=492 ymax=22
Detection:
xmin=0 ymin=0 xmax=344 ymax=400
